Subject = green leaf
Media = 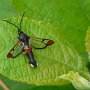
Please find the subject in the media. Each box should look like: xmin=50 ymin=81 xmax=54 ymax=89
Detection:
xmin=78 ymin=0 xmax=90 ymax=21
xmin=58 ymin=71 xmax=90 ymax=90
xmin=0 ymin=17 xmax=90 ymax=87
xmin=0 ymin=0 xmax=15 ymax=20
xmin=86 ymin=27 xmax=90 ymax=61
xmin=12 ymin=0 xmax=90 ymax=54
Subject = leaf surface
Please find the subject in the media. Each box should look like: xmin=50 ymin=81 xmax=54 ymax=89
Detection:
xmin=59 ymin=71 xmax=90 ymax=90
xmin=0 ymin=17 xmax=89 ymax=86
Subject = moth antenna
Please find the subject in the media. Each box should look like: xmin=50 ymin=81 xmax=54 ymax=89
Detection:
xmin=3 ymin=20 xmax=20 ymax=30
xmin=20 ymin=12 xmax=25 ymax=30
xmin=3 ymin=12 xmax=25 ymax=33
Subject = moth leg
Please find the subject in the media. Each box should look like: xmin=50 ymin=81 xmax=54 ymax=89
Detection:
xmin=23 ymin=47 xmax=32 ymax=54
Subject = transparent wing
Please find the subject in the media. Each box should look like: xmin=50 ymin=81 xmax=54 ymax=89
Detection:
xmin=30 ymin=37 xmax=54 ymax=49
xmin=7 ymin=40 xmax=24 ymax=58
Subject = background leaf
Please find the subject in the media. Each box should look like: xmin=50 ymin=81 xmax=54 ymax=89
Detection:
xmin=78 ymin=0 xmax=90 ymax=21
xmin=59 ymin=71 xmax=90 ymax=90
xmin=0 ymin=0 xmax=15 ymax=20
xmin=86 ymin=27 xmax=90 ymax=61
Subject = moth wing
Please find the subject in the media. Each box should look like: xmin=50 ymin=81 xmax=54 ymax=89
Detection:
xmin=7 ymin=40 xmax=24 ymax=58
xmin=30 ymin=37 xmax=54 ymax=49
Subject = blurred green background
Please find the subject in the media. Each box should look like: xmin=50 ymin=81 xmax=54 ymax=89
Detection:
xmin=0 ymin=0 xmax=76 ymax=90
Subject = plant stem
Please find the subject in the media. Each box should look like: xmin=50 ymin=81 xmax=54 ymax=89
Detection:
xmin=0 ymin=80 xmax=9 ymax=90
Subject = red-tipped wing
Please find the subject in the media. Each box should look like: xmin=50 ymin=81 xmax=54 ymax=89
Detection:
xmin=30 ymin=37 xmax=54 ymax=49
xmin=7 ymin=40 xmax=24 ymax=58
